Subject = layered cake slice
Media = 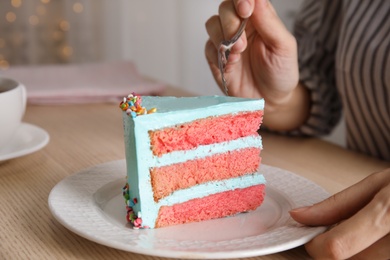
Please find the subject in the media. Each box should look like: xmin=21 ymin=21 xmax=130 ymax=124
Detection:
xmin=120 ymin=94 xmax=265 ymax=229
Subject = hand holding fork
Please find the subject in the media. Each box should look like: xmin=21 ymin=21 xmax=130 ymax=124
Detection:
xmin=218 ymin=18 xmax=248 ymax=95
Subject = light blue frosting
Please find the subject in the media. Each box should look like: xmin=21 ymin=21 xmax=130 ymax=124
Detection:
xmin=122 ymin=96 xmax=265 ymax=228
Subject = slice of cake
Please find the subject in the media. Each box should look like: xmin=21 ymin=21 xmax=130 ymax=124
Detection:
xmin=120 ymin=94 xmax=265 ymax=229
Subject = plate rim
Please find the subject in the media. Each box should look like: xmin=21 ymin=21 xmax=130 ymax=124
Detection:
xmin=0 ymin=122 xmax=50 ymax=161
xmin=48 ymin=160 xmax=329 ymax=259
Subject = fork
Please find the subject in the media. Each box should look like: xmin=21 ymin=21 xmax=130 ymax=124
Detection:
xmin=218 ymin=18 xmax=248 ymax=95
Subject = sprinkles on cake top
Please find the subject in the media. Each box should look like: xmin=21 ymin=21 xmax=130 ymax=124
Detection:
xmin=119 ymin=93 xmax=157 ymax=118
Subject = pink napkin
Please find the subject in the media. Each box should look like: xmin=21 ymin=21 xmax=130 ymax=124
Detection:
xmin=0 ymin=61 xmax=166 ymax=104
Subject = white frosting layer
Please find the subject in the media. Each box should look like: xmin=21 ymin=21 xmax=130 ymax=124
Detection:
xmin=152 ymin=135 xmax=262 ymax=167
xmin=122 ymin=96 xmax=265 ymax=228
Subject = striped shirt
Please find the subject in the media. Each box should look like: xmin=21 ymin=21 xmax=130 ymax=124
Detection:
xmin=293 ymin=0 xmax=390 ymax=161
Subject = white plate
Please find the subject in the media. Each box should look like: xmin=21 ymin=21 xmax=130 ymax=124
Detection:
xmin=48 ymin=160 xmax=329 ymax=259
xmin=0 ymin=123 xmax=49 ymax=162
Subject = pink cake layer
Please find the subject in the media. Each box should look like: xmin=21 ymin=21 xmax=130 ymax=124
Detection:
xmin=155 ymin=184 xmax=266 ymax=228
xmin=149 ymin=111 xmax=263 ymax=156
xmin=151 ymin=147 xmax=261 ymax=202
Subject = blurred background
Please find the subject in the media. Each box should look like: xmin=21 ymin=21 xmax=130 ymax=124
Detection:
xmin=0 ymin=0 xmax=344 ymax=146
xmin=0 ymin=0 xmax=304 ymax=95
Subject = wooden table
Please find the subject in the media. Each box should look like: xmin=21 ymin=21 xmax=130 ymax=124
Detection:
xmin=1 ymin=87 xmax=389 ymax=260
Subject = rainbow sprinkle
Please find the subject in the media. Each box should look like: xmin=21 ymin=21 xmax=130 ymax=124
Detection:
xmin=123 ymin=183 xmax=149 ymax=229
xmin=119 ymin=93 xmax=157 ymax=118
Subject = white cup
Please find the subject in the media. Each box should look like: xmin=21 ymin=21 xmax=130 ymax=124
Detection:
xmin=0 ymin=77 xmax=27 ymax=148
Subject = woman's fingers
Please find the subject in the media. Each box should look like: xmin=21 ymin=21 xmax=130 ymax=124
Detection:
xmin=233 ymin=0 xmax=255 ymax=18
xmin=219 ymin=0 xmax=242 ymax=39
xmin=305 ymin=185 xmax=390 ymax=259
xmin=218 ymin=0 xmax=247 ymax=54
xmin=205 ymin=0 xmax=290 ymax=68
xmin=290 ymin=170 xmax=390 ymax=226
xmin=205 ymin=39 xmax=224 ymax=90
xmin=205 ymin=15 xmax=224 ymax=49
xmin=205 ymin=39 xmax=219 ymax=66
xmin=290 ymin=169 xmax=390 ymax=259
xmin=205 ymin=0 xmax=300 ymax=100
xmin=250 ymin=0 xmax=295 ymax=53
xmin=205 ymin=0 xmax=248 ymax=89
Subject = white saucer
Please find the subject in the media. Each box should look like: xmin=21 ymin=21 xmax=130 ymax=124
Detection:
xmin=49 ymin=160 xmax=330 ymax=259
xmin=0 ymin=123 xmax=50 ymax=162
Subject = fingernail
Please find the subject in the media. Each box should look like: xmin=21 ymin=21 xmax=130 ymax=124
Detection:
xmin=237 ymin=0 xmax=251 ymax=18
xmin=289 ymin=206 xmax=311 ymax=213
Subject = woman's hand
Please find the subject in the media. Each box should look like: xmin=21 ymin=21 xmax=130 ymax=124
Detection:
xmin=205 ymin=0 xmax=298 ymax=104
xmin=290 ymin=168 xmax=390 ymax=260
xmin=205 ymin=0 xmax=310 ymax=131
